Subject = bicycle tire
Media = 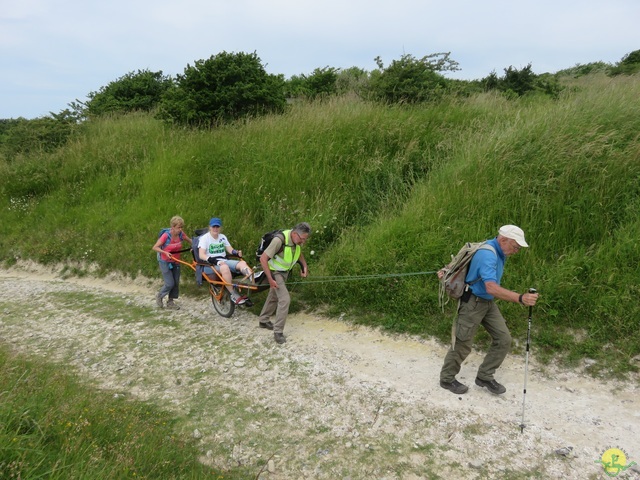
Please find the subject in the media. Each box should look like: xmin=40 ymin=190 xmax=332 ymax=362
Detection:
xmin=209 ymin=283 xmax=234 ymax=318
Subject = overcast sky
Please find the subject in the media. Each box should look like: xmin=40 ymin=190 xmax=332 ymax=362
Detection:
xmin=1 ymin=0 xmax=638 ymax=119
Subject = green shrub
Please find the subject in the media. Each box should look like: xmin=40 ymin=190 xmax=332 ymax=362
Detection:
xmin=286 ymin=67 xmax=339 ymax=99
xmin=0 ymin=111 xmax=80 ymax=161
xmin=82 ymin=69 xmax=173 ymax=117
xmin=368 ymin=53 xmax=458 ymax=103
xmin=158 ymin=51 xmax=286 ymax=127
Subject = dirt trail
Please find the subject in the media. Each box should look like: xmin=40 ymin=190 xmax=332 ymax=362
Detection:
xmin=1 ymin=262 xmax=638 ymax=479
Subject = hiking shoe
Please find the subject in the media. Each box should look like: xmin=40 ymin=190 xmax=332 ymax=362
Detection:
xmin=230 ymin=293 xmax=247 ymax=305
xmin=156 ymin=293 xmax=164 ymax=308
xmin=475 ymin=377 xmax=506 ymax=394
xmin=274 ymin=333 xmax=286 ymax=344
xmin=166 ymin=300 xmax=180 ymax=310
xmin=259 ymin=321 xmax=274 ymax=330
xmin=440 ymin=379 xmax=469 ymax=394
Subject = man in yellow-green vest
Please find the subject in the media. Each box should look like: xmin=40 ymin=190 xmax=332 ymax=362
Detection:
xmin=257 ymin=222 xmax=311 ymax=344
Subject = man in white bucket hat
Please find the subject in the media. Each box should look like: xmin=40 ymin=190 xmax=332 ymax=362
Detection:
xmin=439 ymin=225 xmax=539 ymax=395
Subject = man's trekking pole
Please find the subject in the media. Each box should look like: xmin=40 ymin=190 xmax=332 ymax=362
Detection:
xmin=520 ymin=288 xmax=537 ymax=434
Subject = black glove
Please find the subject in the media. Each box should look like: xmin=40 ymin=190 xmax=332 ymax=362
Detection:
xmin=207 ymin=257 xmax=219 ymax=265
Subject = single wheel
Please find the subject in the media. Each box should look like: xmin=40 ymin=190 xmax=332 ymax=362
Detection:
xmin=209 ymin=283 xmax=234 ymax=317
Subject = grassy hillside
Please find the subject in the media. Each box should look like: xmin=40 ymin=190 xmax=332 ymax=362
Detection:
xmin=2 ymin=74 xmax=639 ymax=375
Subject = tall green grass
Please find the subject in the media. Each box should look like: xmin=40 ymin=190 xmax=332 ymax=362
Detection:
xmin=1 ymin=75 xmax=639 ymax=375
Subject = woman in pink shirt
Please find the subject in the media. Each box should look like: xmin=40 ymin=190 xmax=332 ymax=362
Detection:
xmin=151 ymin=216 xmax=192 ymax=309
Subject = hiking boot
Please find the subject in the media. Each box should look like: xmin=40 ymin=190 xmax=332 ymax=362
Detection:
xmin=166 ymin=300 xmax=180 ymax=310
xmin=475 ymin=377 xmax=506 ymax=394
xmin=259 ymin=321 xmax=274 ymax=330
xmin=440 ymin=379 xmax=469 ymax=394
xmin=274 ymin=333 xmax=286 ymax=344
xmin=230 ymin=293 xmax=247 ymax=305
xmin=156 ymin=293 xmax=164 ymax=308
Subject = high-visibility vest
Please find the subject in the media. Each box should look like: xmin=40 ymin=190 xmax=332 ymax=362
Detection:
xmin=268 ymin=229 xmax=301 ymax=271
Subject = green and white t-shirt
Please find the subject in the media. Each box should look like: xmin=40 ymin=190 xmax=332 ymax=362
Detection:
xmin=198 ymin=232 xmax=230 ymax=259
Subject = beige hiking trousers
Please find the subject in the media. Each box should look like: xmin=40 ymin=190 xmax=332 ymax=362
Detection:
xmin=257 ymin=271 xmax=290 ymax=334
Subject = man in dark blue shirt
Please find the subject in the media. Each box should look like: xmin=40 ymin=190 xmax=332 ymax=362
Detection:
xmin=439 ymin=225 xmax=539 ymax=395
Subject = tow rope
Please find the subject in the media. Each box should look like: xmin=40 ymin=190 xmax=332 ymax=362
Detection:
xmin=286 ymin=270 xmax=438 ymax=285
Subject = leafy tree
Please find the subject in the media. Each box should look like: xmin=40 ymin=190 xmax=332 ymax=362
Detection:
xmin=158 ymin=51 xmax=286 ymax=127
xmin=368 ymin=53 xmax=459 ymax=104
xmin=610 ymin=49 xmax=640 ymax=76
xmin=77 ymin=70 xmax=173 ymax=118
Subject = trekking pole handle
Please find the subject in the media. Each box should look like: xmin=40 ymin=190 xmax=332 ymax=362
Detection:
xmin=527 ymin=288 xmax=536 ymax=313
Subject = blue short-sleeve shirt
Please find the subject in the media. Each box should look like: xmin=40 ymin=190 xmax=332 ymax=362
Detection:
xmin=465 ymin=237 xmax=505 ymax=300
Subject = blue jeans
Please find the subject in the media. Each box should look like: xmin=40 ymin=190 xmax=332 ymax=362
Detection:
xmin=158 ymin=261 xmax=181 ymax=300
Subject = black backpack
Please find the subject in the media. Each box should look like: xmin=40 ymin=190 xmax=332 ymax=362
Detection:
xmin=255 ymin=229 xmax=284 ymax=263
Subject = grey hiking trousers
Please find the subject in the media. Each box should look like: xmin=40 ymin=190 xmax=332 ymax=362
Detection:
xmin=440 ymin=295 xmax=512 ymax=383
xmin=158 ymin=261 xmax=181 ymax=300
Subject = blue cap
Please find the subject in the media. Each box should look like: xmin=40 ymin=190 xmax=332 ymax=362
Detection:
xmin=209 ymin=217 xmax=222 ymax=227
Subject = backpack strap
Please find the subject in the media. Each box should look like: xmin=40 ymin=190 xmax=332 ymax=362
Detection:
xmin=465 ymin=243 xmax=497 ymax=288
xmin=157 ymin=229 xmax=170 ymax=261
xmin=163 ymin=231 xmax=185 ymax=248
xmin=158 ymin=230 xmax=187 ymax=262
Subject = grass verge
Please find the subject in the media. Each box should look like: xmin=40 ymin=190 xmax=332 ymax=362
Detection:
xmin=0 ymin=344 xmax=247 ymax=479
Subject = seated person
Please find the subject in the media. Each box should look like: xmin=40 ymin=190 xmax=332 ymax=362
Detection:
xmin=198 ymin=217 xmax=252 ymax=305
